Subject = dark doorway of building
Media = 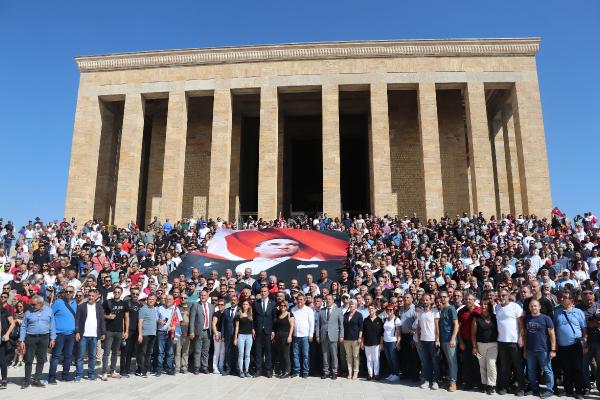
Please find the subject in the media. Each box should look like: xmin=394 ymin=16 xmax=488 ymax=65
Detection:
xmin=340 ymin=90 xmax=370 ymax=215
xmin=284 ymin=115 xmax=323 ymax=214
xmin=239 ymin=116 xmax=259 ymax=215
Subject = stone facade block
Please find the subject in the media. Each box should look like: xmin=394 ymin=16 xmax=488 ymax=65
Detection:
xmin=207 ymin=89 xmax=233 ymax=219
xmin=159 ymin=92 xmax=188 ymax=223
xmin=113 ymin=93 xmax=145 ymax=226
xmin=322 ymin=84 xmax=341 ymax=219
xmin=257 ymin=86 xmax=279 ymax=220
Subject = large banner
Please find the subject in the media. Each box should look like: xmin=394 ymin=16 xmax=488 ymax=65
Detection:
xmin=170 ymin=228 xmax=349 ymax=282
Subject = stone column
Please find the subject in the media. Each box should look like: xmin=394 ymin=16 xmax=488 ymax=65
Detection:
xmin=502 ymin=104 xmax=522 ymax=215
xmin=64 ymin=94 xmax=103 ymax=224
xmin=510 ymin=80 xmax=552 ymax=217
xmin=207 ymin=88 xmax=233 ymax=219
xmin=464 ymin=82 xmax=496 ymax=217
xmin=322 ymin=84 xmax=341 ymax=218
xmin=159 ymin=91 xmax=188 ymax=223
xmin=417 ymin=82 xmax=444 ymax=220
xmin=369 ymin=83 xmax=394 ymax=217
xmin=491 ymin=114 xmax=510 ymax=215
xmin=257 ymin=86 xmax=279 ymax=220
xmin=229 ymin=111 xmax=242 ymax=222
xmin=113 ymin=93 xmax=145 ymax=226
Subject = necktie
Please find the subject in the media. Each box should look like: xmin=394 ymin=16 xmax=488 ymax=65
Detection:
xmin=263 ymin=300 xmax=267 ymax=313
xmin=230 ymin=308 xmax=233 ymax=318
xmin=203 ymin=303 xmax=208 ymax=329
xmin=326 ymin=308 xmax=330 ymax=321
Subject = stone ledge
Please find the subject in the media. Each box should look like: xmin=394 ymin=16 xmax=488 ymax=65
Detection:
xmin=76 ymin=38 xmax=540 ymax=72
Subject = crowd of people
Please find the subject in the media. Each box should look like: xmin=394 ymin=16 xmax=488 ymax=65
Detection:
xmin=0 ymin=211 xmax=599 ymax=399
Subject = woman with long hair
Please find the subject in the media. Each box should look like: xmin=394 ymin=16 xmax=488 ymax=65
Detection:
xmin=471 ymin=296 xmax=498 ymax=395
xmin=0 ymin=296 xmax=16 ymax=388
xmin=274 ymin=301 xmax=295 ymax=378
xmin=234 ymin=300 xmax=254 ymax=378
xmin=343 ymin=299 xmax=363 ymax=380
xmin=11 ymin=301 xmax=25 ymax=367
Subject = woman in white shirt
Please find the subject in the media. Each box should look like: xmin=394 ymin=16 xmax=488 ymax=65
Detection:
xmin=382 ymin=304 xmax=401 ymax=382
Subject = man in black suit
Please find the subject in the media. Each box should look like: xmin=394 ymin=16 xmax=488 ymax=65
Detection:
xmin=221 ymin=294 xmax=239 ymax=376
xmin=253 ymin=286 xmax=276 ymax=377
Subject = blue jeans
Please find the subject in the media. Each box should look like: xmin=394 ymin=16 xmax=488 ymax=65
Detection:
xmin=418 ymin=341 xmax=439 ymax=383
xmin=156 ymin=331 xmax=174 ymax=373
xmin=441 ymin=341 xmax=458 ymax=383
xmin=383 ymin=341 xmax=399 ymax=375
xmin=49 ymin=333 xmax=75 ymax=381
xmin=237 ymin=334 xmax=253 ymax=372
xmin=76 ymin=336 xmax=98 ymax=379
xmin=292 ymin=336 xmax=310 ymax=374
xmin=526 ymin=350 xmax=554 ymax=394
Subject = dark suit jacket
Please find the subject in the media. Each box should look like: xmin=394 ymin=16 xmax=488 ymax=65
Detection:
xmin=315 ymin=305 xmax=344 ymax=342
xmin=189 ymin=301 xmax=215 ymax=335
xmin=221 ymin=305 xmax=238 ymax=340
xmin=253 ymin=299 xmax=276 ymax=334
xmin=75 ymin=301 xmax=106 ymax=338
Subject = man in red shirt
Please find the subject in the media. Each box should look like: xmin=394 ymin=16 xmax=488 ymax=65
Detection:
xmin=457 ymin=293 xmax=481 ymax=390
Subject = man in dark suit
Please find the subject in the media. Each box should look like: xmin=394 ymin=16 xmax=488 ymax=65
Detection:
xmin=253 ymin=286 xmax=276 ymax=377
xmin=315 ymin=294 xmax=344 ymax=379
xmin=189 ymin=290 xmax=214 ymax=374
xmin=221 ymin=294 xmax=239 ymax=376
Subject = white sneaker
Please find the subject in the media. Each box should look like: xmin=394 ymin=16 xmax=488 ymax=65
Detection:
xmin=431 ymin=382 xmax=439 ymax=390
xmin=419 ymin=380 xmax=429 ymax=389
xmin=385 ymin=374 xmax=393 ymax=381
xmin=389 ymin=375 xmax=400 ymax=383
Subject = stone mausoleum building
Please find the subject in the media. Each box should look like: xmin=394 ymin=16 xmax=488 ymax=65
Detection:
xmin=64 ymin=38 xmax=552 ymax=227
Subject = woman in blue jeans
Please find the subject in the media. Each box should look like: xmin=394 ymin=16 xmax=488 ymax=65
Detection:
xmin=234 ymin=300 xmax=254 ymax=378
xmin=382 ymin=304 xmax=401 ymax=382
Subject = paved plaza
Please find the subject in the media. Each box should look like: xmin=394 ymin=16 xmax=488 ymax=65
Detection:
xmin=3 ymin=363 xmax=554 ymax=400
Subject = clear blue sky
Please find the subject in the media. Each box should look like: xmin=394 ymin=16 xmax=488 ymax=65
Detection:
xmin=1 ymin=0 xmax=598 ymax=228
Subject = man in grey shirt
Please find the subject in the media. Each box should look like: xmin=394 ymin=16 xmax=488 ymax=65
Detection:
xmin=397 ymin=293 xmax=419 ymax=380
xmin=136 ymin=294 xmax=158 ymax=377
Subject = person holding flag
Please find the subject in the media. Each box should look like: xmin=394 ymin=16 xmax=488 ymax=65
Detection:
xmin=155 ymin=295 xmax=183 ymax=376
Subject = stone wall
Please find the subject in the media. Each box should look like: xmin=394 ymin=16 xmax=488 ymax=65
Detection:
xmin=388 ymin=90 xmax=425 ymax=218
xmin=144 ymin=102 xmax=167 ymax=224
xmin=437 ymin=89 xmax=471 ymax=216
xmin=181 ymin=96 xmax=213 ymax=218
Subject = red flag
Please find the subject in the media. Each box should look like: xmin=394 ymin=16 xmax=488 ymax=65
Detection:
xmin=170 ymin=308 xmax=179 ymax=342
xmin=552 ymin=207 xmax=565 ymax=217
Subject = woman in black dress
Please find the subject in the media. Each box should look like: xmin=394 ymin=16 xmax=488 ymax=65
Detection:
xmin=274 ymin=301 xmax=295 ymax=378
xmin=0 ymin=303 xmax=16 ymax=388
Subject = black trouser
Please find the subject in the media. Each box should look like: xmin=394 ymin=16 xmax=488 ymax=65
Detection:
xmin=274 ymin=336 xmax=291 ymax=374
xmin=222 ymin=337 xmax=236 ymax=374
xmin=558 ymin=341 xmax=585 ymax=395
xmin=0 ymin=342 xmax=8 ymax=380
xmin=399 ymin=333 xmax=419 ymax=379
xmin=497 ymin=342 xmax=525 ymax=391
xmin=138 ymin=335 xmax=155 ymax=374
xmin=310 ymin=338 xmax=322 ymax=376
xmin=460 ymin=340 xmax=480 ymax=387
xmin=24 ymin=334 xmax=49 ymax=381
xmin=120 ymin=330 xmax=138 ymax=374
xmin=254 ymin=331 xmax=273 ymax=373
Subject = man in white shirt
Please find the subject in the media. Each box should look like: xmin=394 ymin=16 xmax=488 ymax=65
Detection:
xmin=495 ymin=288 xmax=526 ymax=396
xmin=291 ymin=294 xmax=314 ymax=378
